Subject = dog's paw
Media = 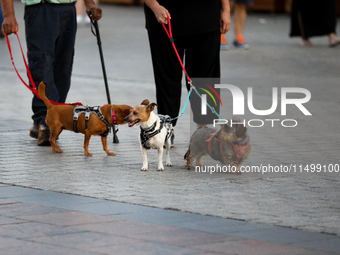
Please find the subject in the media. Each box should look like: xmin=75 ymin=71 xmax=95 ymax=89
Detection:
xmin=166 ymin=162 xmax=173 ymax=167
xmin=141 ymin=167 xmax=148 ymax=171
xmin=107 ymin=152 xmax=116 ymax=156
xmin=85 ymin=152 xmax=93 ymax=157
xmin=157 ymin=168 xmax=165 ymax=171
xmin=52 ymin=148 xmax=63 ymax=153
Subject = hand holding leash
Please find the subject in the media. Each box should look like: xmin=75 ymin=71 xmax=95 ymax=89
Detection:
xmin=87 ymin=6 xmax=102 ymax=21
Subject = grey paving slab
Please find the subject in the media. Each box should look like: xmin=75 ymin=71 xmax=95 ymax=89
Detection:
xmin=0 ymin=203 xmax=68 ymax=217
xmin=0 ymin=185 xmax=50 ymax=199
xmin=0 ymin=221 xmax=86 ymax=239
xmin=297 ymin=238 xmax=340 ymax=254
xmin=0 ymin=215 xmax=27 ymax=225
xmin=81 ymin=242 xmax=203 ymax=255
xmin=231 ymin=225 xmax=339 ymax=246
xmin=1 ymin=242 xmax=102 ymax=255
xmin=1 ymin=184 xmax=340 ymax=254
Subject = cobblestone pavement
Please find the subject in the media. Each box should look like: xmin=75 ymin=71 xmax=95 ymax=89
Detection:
xmin=2 ymin=185 xmax=340 ymax=255
xmin=0 ymin=1 xmax=339 ymax=247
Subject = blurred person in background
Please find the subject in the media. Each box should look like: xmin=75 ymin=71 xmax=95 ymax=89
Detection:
xmin=290 ymin=0 xmax=340 ymax=47
xmin=221 ymin=0 xmax=253 ymax=50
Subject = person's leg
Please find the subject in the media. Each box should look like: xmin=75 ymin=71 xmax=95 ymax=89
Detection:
xmin=297 ymin=11 xmax=312 ymax=47
xmin=328 ymin=32 xmax=340 ymax=47
xmin=147 ymin=32 xmax=184 ymax=127
xmin=185 ymin=30 xmax=221 ymax=127
xmin=25 ymin=3 xmax=61 ymax=128
xmin=234 ymin=3 xmax=247 ymax=41
xmin=75 ymin=0 xmax=85 ymax=23
xmin=53 ymin=3 xmax=77 ymax=103
xmin=233 ymin=3 xmax=249 ymax=49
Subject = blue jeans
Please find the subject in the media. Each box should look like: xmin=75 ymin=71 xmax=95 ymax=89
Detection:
xmin=24 ymin=1 xmax=77 ymax=125
xmin=0 ymin=3 xmax=4 ymax=28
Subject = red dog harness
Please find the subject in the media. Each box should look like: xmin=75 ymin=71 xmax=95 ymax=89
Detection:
xmin=206 ymin=132 xmax=249 ymax=163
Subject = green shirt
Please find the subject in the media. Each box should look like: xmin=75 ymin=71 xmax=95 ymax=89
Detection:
xmin=22 ymin=0 xmax=77 ymax=6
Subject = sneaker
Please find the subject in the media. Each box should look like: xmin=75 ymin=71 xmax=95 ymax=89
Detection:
xmin=220 ymin=34 xmax=230 ymax=50
xmin=233 ymin=39 xmax=249 ymax=49
xmin=220 ymin=43 xmax=230 ymax=51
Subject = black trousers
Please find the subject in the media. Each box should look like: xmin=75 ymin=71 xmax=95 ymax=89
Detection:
xmin=147 ymin=30 xmax=221 ymax=126
xmin=24 ymin=2 xmax=77 ymax=125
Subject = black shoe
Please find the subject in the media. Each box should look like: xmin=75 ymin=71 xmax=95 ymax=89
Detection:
xmin=37 ymin=124 xmax=51 ymax=146
xmin=29 ymin=124 xmax=39 ymax=139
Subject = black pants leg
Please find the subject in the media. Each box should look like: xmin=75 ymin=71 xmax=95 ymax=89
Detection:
xmin=147 ymin=30 xmax=221 ymax=126
xmin=25 ymin=2 xmax=76 ymax=125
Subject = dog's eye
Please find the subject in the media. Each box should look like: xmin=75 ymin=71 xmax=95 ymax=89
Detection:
xmin=133 ymin=111 xmax=138 ymax=115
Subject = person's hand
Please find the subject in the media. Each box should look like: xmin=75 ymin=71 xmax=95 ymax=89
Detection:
xmin=1 ymin=14 xmax=19 ymax=36
xmin=220 ymin=10 xmax=231 ymax=34
xmin=152 ymin=5 xmax=171 ymax=24
xmin=86 ymin=6 xmax=102 ymax=21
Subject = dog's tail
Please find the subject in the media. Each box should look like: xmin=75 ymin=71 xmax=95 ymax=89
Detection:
xmin=38 ymin=82 xmax=53 ymax=109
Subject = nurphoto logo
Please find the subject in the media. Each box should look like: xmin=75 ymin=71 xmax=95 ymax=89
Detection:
xmin=200 ymin=84 xmax=312 ymax=128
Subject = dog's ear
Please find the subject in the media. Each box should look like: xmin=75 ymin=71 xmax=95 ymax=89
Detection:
xmin=146 ymin=103 xmax=158 ymax=112
xmin=236 ymin=124 xmax=247 ymax=137
xmin=141 ymin=99 xmax=150 ymax=106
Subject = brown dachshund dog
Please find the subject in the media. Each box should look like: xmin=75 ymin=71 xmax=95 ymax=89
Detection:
xmin=38 ymin=82 xmax=132 ymax=156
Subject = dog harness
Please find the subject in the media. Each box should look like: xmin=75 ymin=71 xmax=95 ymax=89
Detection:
xmin=73 ymin=105 xmax=117 ymax=136
xmin=140 ymin=115 xmax=173 ymax=150
xmin=206 ymin=131 xmax=249 ymax=163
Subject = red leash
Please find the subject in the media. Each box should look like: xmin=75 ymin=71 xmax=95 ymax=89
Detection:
xmin=162 ymin=16 xmax=191 ymax=84
xmin=6 ymin=32 xmax=81 ymax=106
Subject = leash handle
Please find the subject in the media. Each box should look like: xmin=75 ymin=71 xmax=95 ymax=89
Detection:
xmin=162 ymin=16 xmax=191 ymax=84
xmin=6 ymin=33 xmax=82 ymax=106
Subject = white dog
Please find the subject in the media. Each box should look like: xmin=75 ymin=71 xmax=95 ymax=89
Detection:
xmin=124 ymin=99 xmax=173 ymax=171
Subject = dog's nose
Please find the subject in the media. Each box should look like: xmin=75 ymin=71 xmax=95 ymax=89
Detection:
xmin=124 ymin=116 xmax=129 ymax=122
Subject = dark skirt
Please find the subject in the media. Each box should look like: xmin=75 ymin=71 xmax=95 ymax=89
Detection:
xmin=290 ymin=0 xmax=336 ymax=38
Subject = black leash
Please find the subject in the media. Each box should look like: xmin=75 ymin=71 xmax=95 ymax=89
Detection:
xmin=89 ymin=10 xmax=119 ymax=143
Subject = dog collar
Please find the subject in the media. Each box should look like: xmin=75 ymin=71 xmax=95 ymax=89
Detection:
xmin=233 ymin=136 xmax=248 ymax=146
xmin=140 ymin=121 xmax=157 ymax=133
xmin=111 ymin=106 xmax=117 ymax=125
